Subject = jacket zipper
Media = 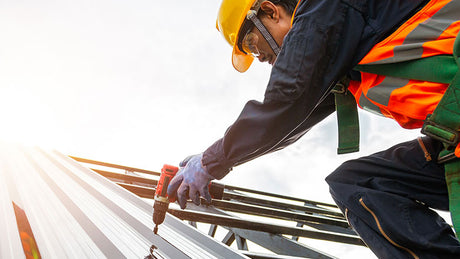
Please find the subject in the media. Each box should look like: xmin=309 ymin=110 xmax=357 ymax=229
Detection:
xmin=359 ymin=198 xmax=419 ymax=259
xmin=417 ymin=137 xmax=432 ymax=162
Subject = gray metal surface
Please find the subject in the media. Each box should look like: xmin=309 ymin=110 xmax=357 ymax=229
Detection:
xmin=73 ymin=157 xmax=367 ymax=259
xmin=0 ymin=143 xmax=247 ymax=258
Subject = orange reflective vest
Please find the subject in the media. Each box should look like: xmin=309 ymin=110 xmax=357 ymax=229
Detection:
xmin=349 ymin=0 xmax=460 ymax=129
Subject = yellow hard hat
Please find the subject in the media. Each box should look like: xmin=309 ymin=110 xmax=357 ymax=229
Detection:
xmin=216 ymin=0 xmax=261 ymax=72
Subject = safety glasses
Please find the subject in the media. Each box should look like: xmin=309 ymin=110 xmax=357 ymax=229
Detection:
xmin=242 ymin=31 xmax=261 ymax=57
xmin=238 ymin=10 xmax=280 ymax=58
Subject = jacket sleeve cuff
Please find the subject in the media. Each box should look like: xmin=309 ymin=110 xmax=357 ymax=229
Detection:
xmin=202 ymin=139 xmax=233 ymax=180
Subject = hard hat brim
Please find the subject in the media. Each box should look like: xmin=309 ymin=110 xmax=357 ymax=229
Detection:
xmin=232 ymin=46 xmax=254 ymax=73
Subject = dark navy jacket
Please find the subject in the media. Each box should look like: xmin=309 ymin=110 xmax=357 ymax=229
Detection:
xmin=202 ymin=0 xmax=429 ymax=179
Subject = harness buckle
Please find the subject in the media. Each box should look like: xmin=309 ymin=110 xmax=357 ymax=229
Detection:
xmin=331 ymin=78 xmax=350 ymax=95
xmin=421 ymin=118 xmax=459 ymax=147
xmin=438 ymin=151 xmax=458 ymax=164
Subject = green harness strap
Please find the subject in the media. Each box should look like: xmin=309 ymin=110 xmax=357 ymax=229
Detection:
xmin=444 ymin=152 xmax=460 ymax=235
xmin=333 ymin=79 xmax=360 ymax=155
xmin=354 ymin=55 xmax=457 ymax=84
xmin=426 ymin=46 xmax=460 ymax=234
xmin=333 ymin=55 xmax=456 ymax=156
xmin=352 ymin=34 xmax=460 ymax=235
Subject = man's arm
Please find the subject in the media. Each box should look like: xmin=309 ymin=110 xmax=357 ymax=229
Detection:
xmin=203 ymin=93 xmax=335 ymax=179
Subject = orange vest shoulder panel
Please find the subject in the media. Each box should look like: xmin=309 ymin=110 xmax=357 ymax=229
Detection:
xmin=352 ymin=0 xmax=460 ymax=129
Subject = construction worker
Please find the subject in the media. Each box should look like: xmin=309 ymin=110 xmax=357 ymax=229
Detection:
xmin=168 ymin=0 xmax=460 ymax=257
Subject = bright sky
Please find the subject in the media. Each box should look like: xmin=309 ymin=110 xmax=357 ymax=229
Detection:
xmin=0 ymin=0 xmax=430 ymax=258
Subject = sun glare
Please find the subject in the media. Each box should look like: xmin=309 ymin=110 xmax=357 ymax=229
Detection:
xmin=0 ymin=86 xmax=61 ymax=148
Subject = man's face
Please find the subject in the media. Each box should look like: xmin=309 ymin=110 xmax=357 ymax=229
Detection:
xmin=247 ymin=21 xmax=278 ymax=65
xmin=243 ymin=4 xmax=292 ymax=65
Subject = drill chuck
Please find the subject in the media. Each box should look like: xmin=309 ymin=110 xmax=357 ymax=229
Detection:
xmin=153 ymin=197 xmax=170 ymax=224
xmin=153 ymin=198 xmax=169 ymax=234
xmin=152 ymin=164 xmax=179 ymax=234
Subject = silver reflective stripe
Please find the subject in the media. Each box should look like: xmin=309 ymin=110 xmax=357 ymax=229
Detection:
xmin=359 ymin=76 xmax=409 ymax=116
xmin=366 ymin=77 xmax=410 ymax=106
xmin=358 ymin=92 xmax=384 ymax=116
xmin=368 ymin=0 xmax=460 ymax=64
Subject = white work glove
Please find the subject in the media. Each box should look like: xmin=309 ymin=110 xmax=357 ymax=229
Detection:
xmin=167 ymin=154 xmax=215 ymax=209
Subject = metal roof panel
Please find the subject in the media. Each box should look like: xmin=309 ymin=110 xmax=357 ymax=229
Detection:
xmin=0 ymin=143 xmax=247 ymax=258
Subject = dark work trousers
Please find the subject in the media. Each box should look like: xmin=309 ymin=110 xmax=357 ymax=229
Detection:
xmin=326 ymin=136 xmax=460 ymax=259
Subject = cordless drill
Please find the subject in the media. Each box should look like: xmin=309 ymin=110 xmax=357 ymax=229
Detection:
xmin=153 ymin=164 xmax=179 ymax=234
xmin=152 ymin=164 xmax=225 ymax=234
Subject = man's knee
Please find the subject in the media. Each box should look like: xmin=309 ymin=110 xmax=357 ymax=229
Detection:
xmin=325 ymin=160 xmax=363 ymax=204
xmin=325 ymin=159 xmax=361 ymax=188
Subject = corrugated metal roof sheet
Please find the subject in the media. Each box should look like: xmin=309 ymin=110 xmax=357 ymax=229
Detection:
xmin=0 ymin=143 xmax=247 ymax=258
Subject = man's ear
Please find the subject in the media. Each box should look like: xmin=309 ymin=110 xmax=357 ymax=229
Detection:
xmin=260 ymin=1 xmax=280 ymax=22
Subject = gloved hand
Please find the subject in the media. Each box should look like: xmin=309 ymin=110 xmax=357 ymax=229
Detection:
xmin=167 ymin=154 xmax=215 ymax=209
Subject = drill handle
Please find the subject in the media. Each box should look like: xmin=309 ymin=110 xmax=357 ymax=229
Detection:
xmin=155 ymin=164 xmax=179 ymax=198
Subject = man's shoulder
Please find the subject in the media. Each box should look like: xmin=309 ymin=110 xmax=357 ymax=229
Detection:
xmin=292 ymin=0 xmax=428 ymax=40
